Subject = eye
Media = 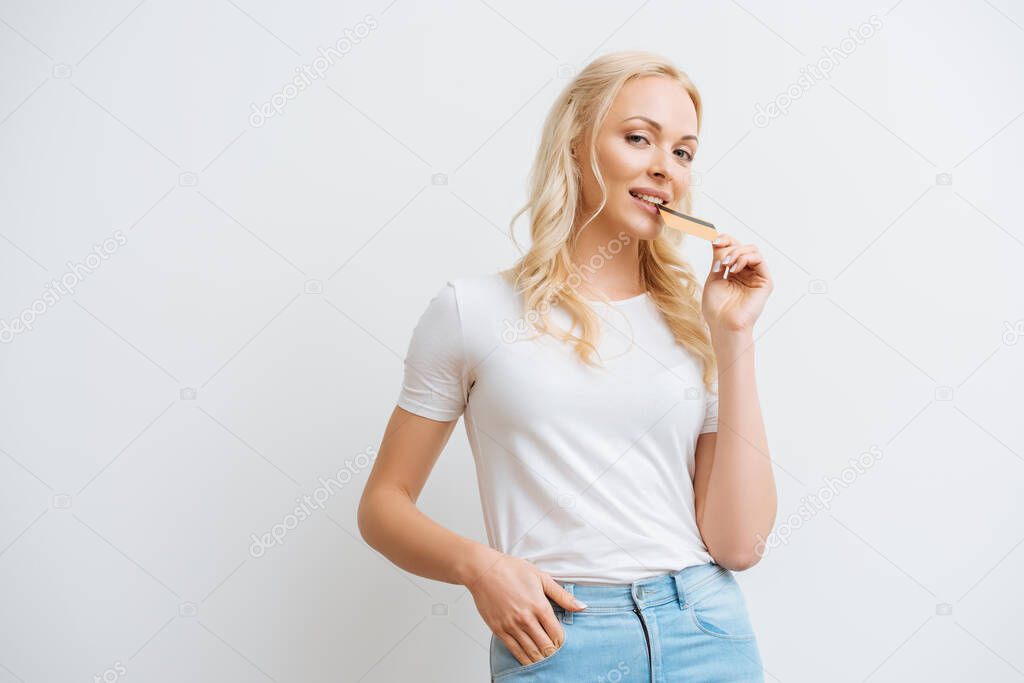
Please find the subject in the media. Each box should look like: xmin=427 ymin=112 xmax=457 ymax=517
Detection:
xmin=627 ymin=133 xmax=694 ymax=162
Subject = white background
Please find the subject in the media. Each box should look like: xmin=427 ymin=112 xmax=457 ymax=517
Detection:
xmin=1 ymin=1 xmax=1022 ymax=681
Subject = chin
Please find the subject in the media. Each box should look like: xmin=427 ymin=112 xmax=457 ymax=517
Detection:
xmin=619 ymin=215 xmax=664 ymax=241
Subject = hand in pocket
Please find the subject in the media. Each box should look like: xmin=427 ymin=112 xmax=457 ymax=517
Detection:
xmin=467 ymin=554 xmax=585 ymax=665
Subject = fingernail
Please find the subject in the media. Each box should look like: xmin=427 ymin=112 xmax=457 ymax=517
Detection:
xmin=723 ymin=254 xmax=732 ymax=265
xmin=712 ymin=237 xmax=722 ymax=245
xmin=574 ymin=599 xmax=587 ymax=609
xmin=712 ymin=259 xmax=721 ymax=272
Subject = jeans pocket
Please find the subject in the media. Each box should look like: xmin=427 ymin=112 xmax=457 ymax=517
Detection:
xmin=490 ymin=624 xmax=568 ymax=680
xmin=687 ymin=571 xmax=757 ymax=641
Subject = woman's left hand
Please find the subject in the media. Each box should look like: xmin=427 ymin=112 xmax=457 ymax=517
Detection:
xmin=701 ymin=233 xmax=774 ymax=335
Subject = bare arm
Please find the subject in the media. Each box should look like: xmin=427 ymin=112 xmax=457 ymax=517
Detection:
xmin=693 ymin=330 xmax=777 ymax=571
xmin=357 ymin=405 xmax=585 ymax=666
xmin=357 ymin=405 xmax=500 ymax=585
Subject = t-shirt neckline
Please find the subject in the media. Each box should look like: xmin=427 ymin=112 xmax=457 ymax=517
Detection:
xmin=585 ymin=291 xmax=650 ymax=306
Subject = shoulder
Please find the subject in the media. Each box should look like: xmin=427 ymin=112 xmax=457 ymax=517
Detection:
xmin=415 ymin=270 xmax=516 ymax=322
xmin=447 ymin=269 xmax=516 ymax=300
xmin=437 ymin=270 xmax=518 ymax=317
xmin=431 ymin=270 xmax=520 ymax=352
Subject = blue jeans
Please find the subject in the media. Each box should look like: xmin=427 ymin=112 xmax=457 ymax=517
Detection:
xmin=489 ymin=562 xmax=764 ymax=682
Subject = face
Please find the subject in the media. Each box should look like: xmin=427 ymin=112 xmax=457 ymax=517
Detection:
xmin=575 ymin=75 xmax=699 ymax=241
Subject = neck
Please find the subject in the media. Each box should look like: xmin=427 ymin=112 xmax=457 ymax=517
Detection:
xmin=568 ymin=222 xmax=644 ymax=299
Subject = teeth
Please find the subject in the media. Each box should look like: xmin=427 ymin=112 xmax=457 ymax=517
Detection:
xmin=630 ymin=191 xmax=664 ymax=205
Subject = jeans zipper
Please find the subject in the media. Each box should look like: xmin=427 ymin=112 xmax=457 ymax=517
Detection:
xmin=633 ymin=605 xmax=652 ymax=677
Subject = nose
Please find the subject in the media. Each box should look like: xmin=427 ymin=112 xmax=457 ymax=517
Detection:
xmin=649 ymin=147 xmax=672 ymax=182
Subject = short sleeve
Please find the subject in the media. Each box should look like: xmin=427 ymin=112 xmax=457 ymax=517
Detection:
xmin=699 ymin=380 xmax=719 ymax=434
xmin=396 ymin=282 xmax=470 ymax=422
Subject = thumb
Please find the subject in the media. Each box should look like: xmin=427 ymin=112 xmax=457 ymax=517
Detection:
xmin=542 ymin=574 xmax=587 ymax=611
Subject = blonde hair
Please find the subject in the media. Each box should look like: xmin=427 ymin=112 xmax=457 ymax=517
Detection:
xmin=505 ymin=50 xmax=717 ymax=392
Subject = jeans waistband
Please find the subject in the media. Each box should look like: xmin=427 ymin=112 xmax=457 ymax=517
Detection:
xmin=552 ymin=562 xmax=729 ymax=622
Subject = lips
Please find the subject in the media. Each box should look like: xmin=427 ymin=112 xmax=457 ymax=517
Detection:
xmin=629 ymin=192 xmax=660 ymax=215
xmin=628 ymin=187 xmax=671 ymax=204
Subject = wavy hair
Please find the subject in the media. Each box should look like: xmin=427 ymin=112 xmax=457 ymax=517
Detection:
xmin=504 ymin=50 xmax=717 ymax=392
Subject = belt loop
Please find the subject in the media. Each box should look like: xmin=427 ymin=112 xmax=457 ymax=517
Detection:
xmin=673 ymin=571 xmax=687 ymax=610
xmin=560 ymin=582 xmax=575 ymax=624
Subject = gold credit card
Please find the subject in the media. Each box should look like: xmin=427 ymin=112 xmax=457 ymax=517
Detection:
xmin=656 ymin=203 xmax=718 ymax=241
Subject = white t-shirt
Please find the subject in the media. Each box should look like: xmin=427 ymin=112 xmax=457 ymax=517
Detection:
xmin=397 ymin=270 xmax=717 ymax=584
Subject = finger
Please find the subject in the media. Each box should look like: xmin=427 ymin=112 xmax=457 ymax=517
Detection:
xmin=729 ymin=246 xmax=761 ymax=276
xmin=720 ymin=244 xmax=754 ymax=269
xmin=542 ymin=574 xmax=586 ymax=611
xmin=522 ymin=617 xmax=558 ymax=658
xmin=510 ymin=627 xmax=545 ymax=664
xmin=730 ymin=250 xmax=763 ymax=275
xmin=714 ymin=249 xmax=741 ymax=277
xmin=711 ymin=233 xmax=734 ymax=251
xmin=712 ymin=245 xmax=751 ymax=278
xmin=537 ymin=606 xmax=566 ymax=649
xmin=721 ymin=247 xmax=760 ymax=280
xmin=500 ymin=632 xmax=531 ymax=666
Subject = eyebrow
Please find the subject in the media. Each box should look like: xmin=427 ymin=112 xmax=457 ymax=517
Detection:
xmin=622 ymin=115 xmax=698 ymax=144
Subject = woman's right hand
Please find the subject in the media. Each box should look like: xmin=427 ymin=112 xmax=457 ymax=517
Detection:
xmin=466 ymin=553 xmax=587 ymax=666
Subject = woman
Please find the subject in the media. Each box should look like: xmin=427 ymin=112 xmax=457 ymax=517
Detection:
xmin=358 ymin=51 xmax=777 ymax=682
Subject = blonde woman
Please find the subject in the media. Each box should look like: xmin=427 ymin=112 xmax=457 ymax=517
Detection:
xmin=358 ymin=51 xmax=776 ymax=682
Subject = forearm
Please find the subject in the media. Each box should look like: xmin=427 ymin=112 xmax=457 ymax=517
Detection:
xmin=358 ymin=487 xmax=502 ymax=586
xmin=702 ymin=328 xmax=778 ymax=567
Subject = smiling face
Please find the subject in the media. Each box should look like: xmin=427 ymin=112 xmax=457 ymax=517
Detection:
xmin=575 ymin=75 xmax=699 ymax=241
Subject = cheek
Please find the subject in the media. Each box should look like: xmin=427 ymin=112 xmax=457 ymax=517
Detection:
xmin=675 ymin=168 xmax=692 ymax=191
xmin=596 ymin=139 xmax=639 ymax=177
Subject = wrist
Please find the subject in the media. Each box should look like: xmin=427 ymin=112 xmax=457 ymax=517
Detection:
xmin=710 ymin=327 xmax=755 ymax=370
xmin=709 ymin=324 xmax=753 ymax=346
xmin=456 ymin=542 xmax=504 ymax=588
